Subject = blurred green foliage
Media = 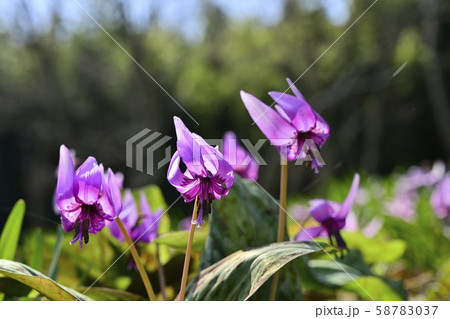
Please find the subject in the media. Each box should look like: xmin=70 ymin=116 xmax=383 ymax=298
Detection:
xmin=0 ymin=0 xmax=449 ymax=229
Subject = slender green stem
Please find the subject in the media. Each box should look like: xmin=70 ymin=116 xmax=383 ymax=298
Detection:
xmin=269 ymin=159 xmax=288 ymax=301
xmin=179 ymin=196 xmax=199 ymax=301
xmin=116 ymin=218 xmax=156 ymax=301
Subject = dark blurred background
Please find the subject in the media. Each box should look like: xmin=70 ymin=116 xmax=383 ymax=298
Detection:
xmin=0 ymin=0 xmax=449 ymax=229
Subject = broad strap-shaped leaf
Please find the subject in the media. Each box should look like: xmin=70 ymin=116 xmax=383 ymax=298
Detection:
xmin=0 ymin=199 xmax=26 ymax=260
xmin=0 ymin=259 xmax=91 ymax=301
xmin=201 ymin=176 xmax=281 ymax=269
xmin=79 ymin=287 xmax=144 ymax=301
xmin=185 ymin=241 xmax=327 ymax=301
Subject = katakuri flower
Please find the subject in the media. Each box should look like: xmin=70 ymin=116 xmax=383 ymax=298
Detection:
xmin=240 ymin=78 xmax=329 ymax=172
xmin=55 ymin=145 xmax=122 ymax=247
xmin=222 ymin=131 xmax=259 ymax=180
xmin=109 ymin=190 xmax=163 ymax=242
xmin=431 ymin=173 xmax=450 ymax=219
xmin=167 ymin=117 xmax=234 ymax=227
xmin=296 ymin=173 xmax=360 ymax=249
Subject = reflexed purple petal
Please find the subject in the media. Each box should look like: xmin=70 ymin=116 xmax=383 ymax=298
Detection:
xmin=118 ymin=190 xmax=139 ymax=227
xmin=223 ymin=131 xmax=259 ymax=180
xmin=295 ymin=226 xmax=325 ymax=241
xmin=106 ymin=169 xmax=123 ymax=216
xmin=268 ymin=92 xmax=316 ymax=132
xmin=74 ymin=157 xmax=102 ymax=205
xmin=286 ymin=78 xmax=306 ymax=101
xmin=56 ymin=145 xmax=76 ymax=210
xmin=139 ymin=191 xmax=152 ymax=217
xmin=310 ymin=111 xmax=330 ymax=147
xmin=336 ymin=173 xmax=360 ymax=219
xmin=240 ymin=91 xmax=296 ymax=146
xmin=173 ymin=117 xmax=207 ymax=176
xmin=309 ymin=199 xmax=342 ymax=222
xmin=167 ymin=151 xmax=200 ymax=202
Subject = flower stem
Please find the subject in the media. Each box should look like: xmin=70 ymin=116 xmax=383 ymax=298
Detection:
xmin=116 ymin=218 xmax=156 ymax=301
xmin=179 ymin=196 xmax=199 ymax=301
xmin=269 ymin=159 xmax=288 ymax=300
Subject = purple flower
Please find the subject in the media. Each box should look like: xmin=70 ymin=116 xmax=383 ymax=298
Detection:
xmin=55 ymin=145 xmax=122 ymax=248
xmin=167 ymin=117 xmax=234 ymax=227
xmin=222 ymin=131 xmax=259 ymax=180
xmin=295 ymin=173 xmax=360 ymax=249
xmin=240 ymin=78 xmax=329 ymax=172
xmin=385 ymin=192 xmax=417 ymax=222
xmin=109 ymin=190 xmax=163 ymax=242
xmin=431 ymin=173 xmax=450 ymax=219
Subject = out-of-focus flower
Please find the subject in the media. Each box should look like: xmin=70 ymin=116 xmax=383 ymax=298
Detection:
xmin=431 ymin=173 xmax=450 ymax=219
xmin=385 ymin=193 xmax=417 ymax=222
xmin=295 ymin=173 xmax=360 ymax=249
xmin=222 ymin=131 xmax=259 ymax=180
xmin=177 ymin=217 xmax=192 ymax=231
xmin=240 ymin=78 xmax=329 ymax=172
xmin=55 ymin=145 xmax=122 ymax=248
xmin=167 ymin=117 xmax=234 ymax=227
xmin=109 ymin=190 xmax=163 ymax=242
xmin=345 ymin=211 xmax=383 ymax=238
xmin=397 ymin=161 xmax=445 ymax=195
xmin=385 ymin=161 xmax=445 ymax=222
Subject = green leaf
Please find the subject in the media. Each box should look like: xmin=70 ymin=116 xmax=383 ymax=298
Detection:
xmin=343 ymin=277 xmax=404 ymax=301
xmin=29 ymin=229 xmax=44 ymax=271
xmin=185 ymin=241 xmax=327 ymax=301
xmin=308 ymin=259 xmax=363 ymax=286
xmin=46 ymin=227 xmax=63 ymax=280
xmin=80 ymin=287 xmax=144 ymax=301
xmin=343 ymin=232 xmax=406 ymax=264
xmin=153 ymin=230 xmax=207 ymax=253
xmin=0 ymin=259 xmax=91 ymax=301
xmin=0 ymin=277 xmax=32 ymax=297
xmin=0 ymin=199 xmax=26 ymax=260
xmin=201 ymin=176 xmax=280 ymax=269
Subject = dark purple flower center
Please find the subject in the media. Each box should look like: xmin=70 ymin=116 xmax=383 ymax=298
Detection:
xmin=322 ymin=218 xmax=347 ymax=250
xmin=71 ymin=204 xmax=100 ymax=247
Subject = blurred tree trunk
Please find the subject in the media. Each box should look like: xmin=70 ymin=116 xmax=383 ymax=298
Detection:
xmin=421 ymin=0 xmax=450 ymax=156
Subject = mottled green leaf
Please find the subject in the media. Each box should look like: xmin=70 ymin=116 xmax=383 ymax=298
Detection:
xmin=185 ymin=241 xmax=327 ymax=301
xmin=0 ymin=259 xmax=91 ymax=301
xmin=201 ymin=176 xmax=280 ymax=269
xmin=80 ymin=287 xmax=144 ymax=301
xmin=0 ymin=199 xmax=26 ymax=260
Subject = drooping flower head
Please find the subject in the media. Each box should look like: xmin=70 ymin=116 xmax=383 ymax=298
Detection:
xmin=296 ymin=173 xmax=360 ymax=249
xmin=222 ymin=131 xmax=259 ymax=180
xmin=109 ymin=190 xmax=163 ymax=242
xmin=431 ymin=173 xmax=450 ymax=219
xmin=167 ymin=117 xmax=234 ymax=227
xmin=240 ymin=78 xmax=329 ymax=172
xmin=55 ymin=145 xmax=122 ymax=248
